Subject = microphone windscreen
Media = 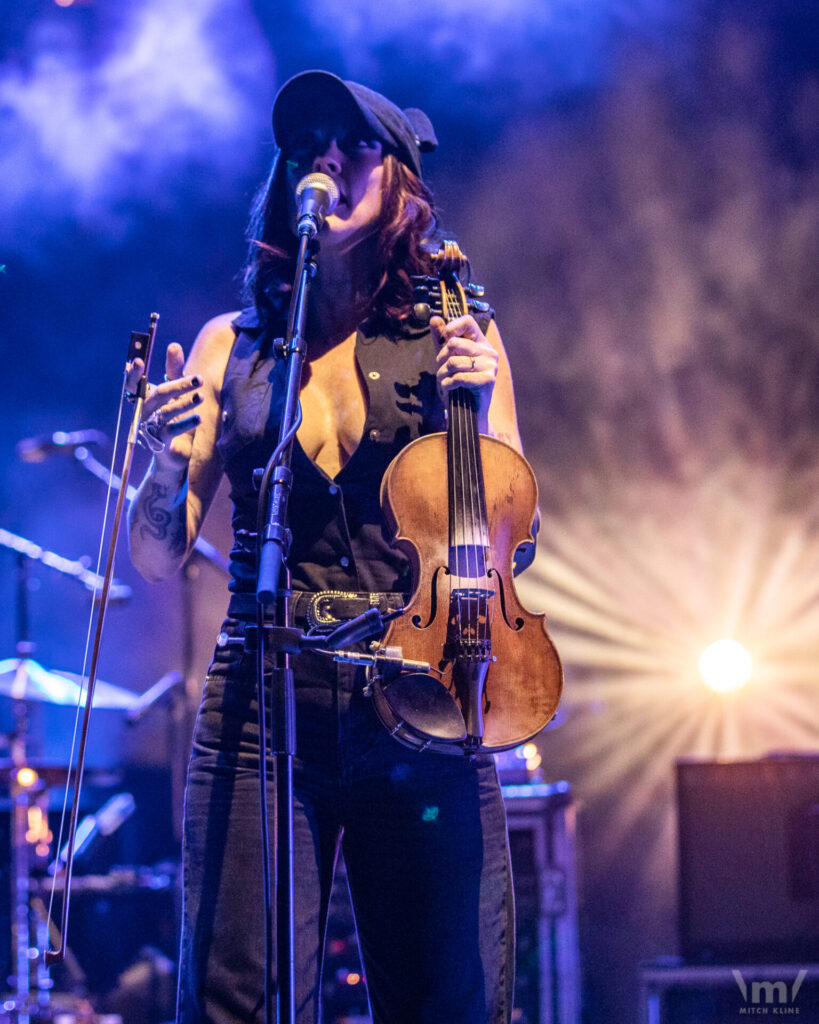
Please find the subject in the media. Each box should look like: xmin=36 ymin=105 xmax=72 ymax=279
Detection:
xmin=295 ymin=172 xmax=340 ymax=212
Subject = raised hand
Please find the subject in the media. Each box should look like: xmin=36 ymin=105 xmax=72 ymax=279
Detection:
xmin=127 ymin=343 xmax=203 ymax=470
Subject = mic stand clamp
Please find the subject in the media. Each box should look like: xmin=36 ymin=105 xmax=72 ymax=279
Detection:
xmin=217 ymin=606 xmax=427 ymax=671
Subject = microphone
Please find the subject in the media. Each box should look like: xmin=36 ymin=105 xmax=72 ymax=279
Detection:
xmin=295 ymin=173 xmax=340 ymax=239
xmin=125 ymin=670 xmax=185 ymax=725
xmin=17 ymin=429 xmax=108 ymax=464
xmin=50 ymin=792 xmax=136 ymax=871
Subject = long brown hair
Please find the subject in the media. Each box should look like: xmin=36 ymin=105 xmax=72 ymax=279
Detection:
xmin=243 ymin=153 xmax=439 ymax=334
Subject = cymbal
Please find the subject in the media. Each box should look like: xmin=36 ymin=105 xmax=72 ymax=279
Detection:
xmin=0 ymin=658 xmax=139 ymax=709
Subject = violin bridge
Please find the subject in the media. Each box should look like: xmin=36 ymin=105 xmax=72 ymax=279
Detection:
xmin=445 ymin=587 xmax=494 ymax=663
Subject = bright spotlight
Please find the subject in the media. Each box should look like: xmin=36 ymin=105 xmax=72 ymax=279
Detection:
xmin=698 ymin=639 xmax=752 ymax=693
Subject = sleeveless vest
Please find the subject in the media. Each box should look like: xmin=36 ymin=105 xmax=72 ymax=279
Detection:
xmin=216 ymin=307 xmax=490 ymax=596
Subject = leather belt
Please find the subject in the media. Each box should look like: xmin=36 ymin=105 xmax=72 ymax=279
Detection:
xmin=226 ymin=590 xmax=405 ymax=631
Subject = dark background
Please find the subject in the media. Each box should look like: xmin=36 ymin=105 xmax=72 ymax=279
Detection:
xmin=1 ymin=0 xmax=818 ymax=1020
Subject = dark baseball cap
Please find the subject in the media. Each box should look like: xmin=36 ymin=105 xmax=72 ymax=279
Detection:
xmin=272 ymin=70 xmax=438 ymax=178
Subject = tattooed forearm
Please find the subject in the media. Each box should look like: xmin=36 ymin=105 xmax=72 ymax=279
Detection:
xmin=137 ymin=481 xmax=187 ymax=555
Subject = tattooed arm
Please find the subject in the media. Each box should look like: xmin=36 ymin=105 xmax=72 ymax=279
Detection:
xmin=127 ymin=313 xmax=237 ymax=583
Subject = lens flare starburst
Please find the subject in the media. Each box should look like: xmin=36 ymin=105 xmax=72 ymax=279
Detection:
xmin=520 ymin=453 xmax=819 ymax=761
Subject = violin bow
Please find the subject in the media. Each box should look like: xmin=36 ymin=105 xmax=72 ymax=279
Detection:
xmin=45 ymin=313 xmax=160 ymax=966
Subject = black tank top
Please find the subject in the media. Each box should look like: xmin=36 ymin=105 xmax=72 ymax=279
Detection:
xmin=216 ymin=307 xmax=489 ymax=596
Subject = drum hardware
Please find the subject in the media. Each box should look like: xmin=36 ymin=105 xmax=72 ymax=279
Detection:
xmin=2 ymin=458 xmax=190 ymax=1021
xmin=0 ymin=663 xmax=140 ymax=713
xmin=34 ymin=864 xmax=177 ymax=898
xmin=9 ymin=399 xmax=222 ymax=1017
xmin=39 ymin=434 xmax=230 ymax=577
xmin=4 ymin=402 xmax=194 ymax=981
xmin=17 ymin=422 xmax=228 ymax=854
xmin=0 ymin=753 xmax=120 ymax=1023
xmin=0 ymin=529 xmax=131 ymax=607
xmin=0 ymin=540 xmax=142 ymax=1022
xmin=0 ymin=757 xmax=172 ymax=1024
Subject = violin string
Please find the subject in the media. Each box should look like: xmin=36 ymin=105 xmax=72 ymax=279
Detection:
xmin=467 ymin=387 xmax=485 ymax=656
xmin=471 ymin=372 xmax=488 ymax=657
xmin=443 ymin=266 xmax=496 ymax=679
xmin=444 ymin=284 xmax=462 ymax=641
xmin=444 ymin=247 xmax=466 ymax=608
xmin=457 ymin=288 xmax=480 ymax=651
xmin=468 ymin=295 xmax=492 ymax=654
xmin=448 ymin=280 xmax=481 ymax=656
xmin=454 ymin=281 xmax=486 ymax=658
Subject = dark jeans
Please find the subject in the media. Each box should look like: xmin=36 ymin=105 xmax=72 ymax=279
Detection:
xmin=177 ymin=626 xmax=515 ymax=1024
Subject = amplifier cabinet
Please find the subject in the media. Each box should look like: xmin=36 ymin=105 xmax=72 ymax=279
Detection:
xmin=676 ymin=755 xmax=819 ymax=964
xmin=503 ymin=782 xmax=581 ymax=1024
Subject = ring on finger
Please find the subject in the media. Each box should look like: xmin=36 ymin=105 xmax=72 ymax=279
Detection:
xmin=138 ymin=417 xmax=165 ymax=453
xmin=470 ymin=356 xmax=477 ymax=371
xmin=137 ymin=410 xmax=165 ymax=452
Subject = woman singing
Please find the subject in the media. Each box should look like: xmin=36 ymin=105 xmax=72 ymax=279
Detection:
xmin=128 ymin=69 xmax=528 ymax=1024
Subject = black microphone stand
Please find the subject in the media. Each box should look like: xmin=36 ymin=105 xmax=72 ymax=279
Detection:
xmin=254 ymin=224 xmax=318 ymax=1024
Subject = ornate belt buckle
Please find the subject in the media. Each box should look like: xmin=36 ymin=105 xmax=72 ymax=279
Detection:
xmin=306 ymin=590 xmax=361 ymax=631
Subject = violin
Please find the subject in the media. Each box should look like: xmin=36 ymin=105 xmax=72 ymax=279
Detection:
xmin=369 ymin=242 xmax=563 ymax=754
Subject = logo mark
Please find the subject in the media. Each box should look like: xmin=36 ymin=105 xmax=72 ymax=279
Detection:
xmin=733 ymin=968 xmax=807 ymax=1008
